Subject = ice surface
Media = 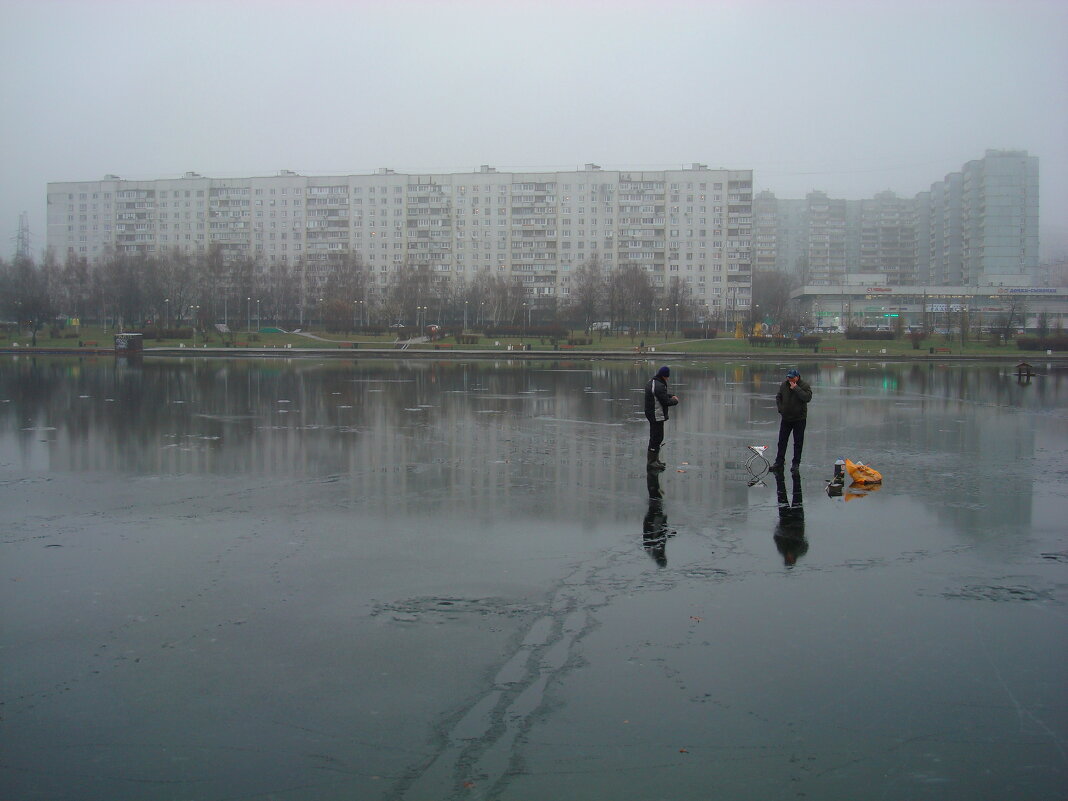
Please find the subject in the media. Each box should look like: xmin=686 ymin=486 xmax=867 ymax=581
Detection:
xmin=1 ymin=356 xmax=1065 ymax=800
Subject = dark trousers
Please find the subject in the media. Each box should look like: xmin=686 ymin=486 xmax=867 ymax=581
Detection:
xmin=775 ymin=418 xmax=806 ymax=466
xmin=647 ymin=417 xmax=664 ymax=453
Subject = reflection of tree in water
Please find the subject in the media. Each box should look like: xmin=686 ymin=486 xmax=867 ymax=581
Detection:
xmin=773 ymin=470 xmax=807 ymax=567
xmin=1 ymin=358 xmax=1058 ymax=536
xmin=817 ymin=362 xmax=1043 ymax=539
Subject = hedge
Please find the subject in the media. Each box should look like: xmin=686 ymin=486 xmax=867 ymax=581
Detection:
xmin=681 ymin=327 xmax=718 ymax=339
xmin=483 ymin=325 xmax=569 ymax=339
xmin=845 ymin=327 xmax=895 ymax=340
xmin=1017 ymin=335 xmax=1068 ymax=351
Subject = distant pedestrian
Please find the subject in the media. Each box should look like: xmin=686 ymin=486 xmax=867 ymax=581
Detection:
xmin=771 ymin=368 xmax=812 ymax=472
xmin=644 ymin=366 xmax=678 ymax=470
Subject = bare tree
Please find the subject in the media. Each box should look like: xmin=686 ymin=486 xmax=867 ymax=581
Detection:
xmin=265 ymin=259 xmax=300 ymax=327
xmin=751 ymin=270 xmax=795 ymax=326
xmin=97 ymin=246 xmax=147 ymax=329
xmin=195 ymin=244 xmax=227 ymax=323
xmin=607 ymin=262 xmax=655 ymax=331
xmin=39 ymin=248 xmax=64 ymax=321
xmin=157 ymin=247 xmax=196 ymax=325
xmin=469 ymin=268 xmax=524 ymax=327
xmin=0 ymin=254 xmax=53 ymax=345
xmin=567 ymin=254 xmax=605 ymax=330
xmin=996 ymin=297 xmax=1028 ymax=342
xmin=325 ymin=251 xmax=370 ymax=309
xmin=384 ymin=262 xmax=434 ymax=326
xmin=61 ymin=250 xmax=91 ymax=322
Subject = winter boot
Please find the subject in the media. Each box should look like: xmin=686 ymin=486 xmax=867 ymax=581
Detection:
xmin=647 ymin=449 xmax=666 ymax=470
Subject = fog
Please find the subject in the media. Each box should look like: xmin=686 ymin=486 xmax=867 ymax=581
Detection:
xmin=1 ymin=0 xmax=1066 ymax=257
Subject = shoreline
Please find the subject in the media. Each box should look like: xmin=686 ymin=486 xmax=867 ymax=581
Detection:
xmin=2 ymin=345 xmax=1065 ymax=363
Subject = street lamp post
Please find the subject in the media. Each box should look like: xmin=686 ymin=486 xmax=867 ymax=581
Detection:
xmin=164 ymin=298 xmax=169 ymax=329
xmin=224 ymin=296 xmax=228 ymax=329
xmin=256 ymin=299 xmax=260 ymax=331
xmin=190 ymin=305 xmax=200 ymax=347
xmin=464 ymin=300 xmax=468 ymax=332
xmin=674 ymin=303 xmax=679 ymax=334
xmin=246 ymin=297 xmax=251 ymax=333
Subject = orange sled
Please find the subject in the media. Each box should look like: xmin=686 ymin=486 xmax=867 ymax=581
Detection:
xmin=845 ymin=458 xmax=882 ymax=485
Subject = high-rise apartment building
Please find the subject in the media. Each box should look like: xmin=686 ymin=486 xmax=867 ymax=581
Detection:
xmin=960 ymin=150 xmax=1039 ymax=285
xmin=757 ymin=150 xmax=1039 ymax=289
xmin=47 ymin=164 xmax=753 ymax=314
xmin=917 ymin=172 xmax=964 ymax=285
xmin=802 ymin=191 xmax=858 ymax=285
xmin=751 ymin=191 xmax=779 ymax=274
xmin=859 ymin=190 xmax=916 ymax=284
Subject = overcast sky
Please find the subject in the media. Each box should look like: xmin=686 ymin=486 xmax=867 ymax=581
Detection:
xmin=2 ymin=0 xmax=1065 ymax=259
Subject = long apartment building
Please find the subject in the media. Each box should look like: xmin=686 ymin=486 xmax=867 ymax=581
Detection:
xmin=754 ymin=150 xmax=1040 ymax=288
xmin=47 ymin=164 xmax=754 ymax=312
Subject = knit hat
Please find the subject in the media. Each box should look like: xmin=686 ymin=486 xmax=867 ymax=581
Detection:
xmin=786 ymin=369 xmax=800 ymax=378
xmin=656 ymin=366 xmax=670 ymax=378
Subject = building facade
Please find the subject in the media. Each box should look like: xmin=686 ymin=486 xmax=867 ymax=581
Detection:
xmin=859 ymin=190 xmax=916 ymax=284
xmin=792 ymin=281 xmax=1067 ymax=333
xmin=47 ymin=164 xmax=753 ymax=314
xmin=757 ymin=150 xmax=1040 ymax=290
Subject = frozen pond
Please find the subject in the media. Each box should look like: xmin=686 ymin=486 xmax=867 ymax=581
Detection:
xmin=1 ymin=355 xmax=1066 ymax=800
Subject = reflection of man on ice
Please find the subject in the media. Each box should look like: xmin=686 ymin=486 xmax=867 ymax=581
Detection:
xmin=643 ymin=470 xmax=674 ymax=567
xmin=644 ymin=366 xmax=679 ymax=471
xmin=773 ymin=469 xmax=807 ymax=566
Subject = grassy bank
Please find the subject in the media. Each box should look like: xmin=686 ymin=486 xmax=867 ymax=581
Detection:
xmin=1 ymin=326 xmax=1058 ymax=359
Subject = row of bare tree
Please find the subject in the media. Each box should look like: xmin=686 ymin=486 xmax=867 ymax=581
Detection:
xmin=1 ymin=247 xmax=714 ymax=334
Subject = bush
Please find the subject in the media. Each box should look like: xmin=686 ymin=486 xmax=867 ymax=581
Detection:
xmin=1017 ymin=335 xmax=1068 ymax=351
xmin=484 ymin=325 xmax=568 ymax=339
xmin=797 ymin=335 xmax=821 ymax=346
xmin=455 ymin=334 xmax=480 ymax=345
xmin=567 ymin=337 xmax=592 ymax=346
xmin=136 ymin=326 xmax=194 ymax=340
xmin=681 ymin=327 xmax=717 ymax=339
xmin=846 ymin=327 xmax=895 ymax=341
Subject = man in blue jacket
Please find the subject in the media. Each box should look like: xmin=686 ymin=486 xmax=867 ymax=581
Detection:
xmin=771 ymin=368 xmax=813 ymax=472
xmin=644 ymin=366 xmax=679 ymax=470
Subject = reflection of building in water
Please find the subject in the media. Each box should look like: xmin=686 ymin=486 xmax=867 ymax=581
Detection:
xmin=2 ymin=359 xmax=1057 ymax=530
xmin=661 ymin=365 xmax=764 ymax=513
xmin=810 ymin=363 xmax=1039 ymax=533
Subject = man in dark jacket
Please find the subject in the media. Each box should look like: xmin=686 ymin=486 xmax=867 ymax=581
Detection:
xmin=771 ymin=368 xmax=813 ymax=472
xmin=644 ymin=366 xmax=679 ymax=470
